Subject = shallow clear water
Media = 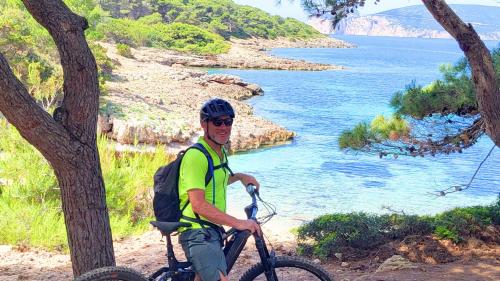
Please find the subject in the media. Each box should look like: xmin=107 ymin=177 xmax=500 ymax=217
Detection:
xmin=212 ymin=35 xmax=500 ymax=224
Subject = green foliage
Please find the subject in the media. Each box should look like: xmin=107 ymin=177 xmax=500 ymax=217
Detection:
xmin=116 ymin=43 xmax=134 ymax=58
xmin=97 ymin=18 xmax=230 ymax=54
xmin=432 ymin=203 xmax=499 ymax=243
xmin=0 ymin=120 xmax=173 ymax=250
xmin=145 ymin=0 xmax=323 ymax=39
xmin=370 ymin=115 xmax=410 ymax=140
xmin=297 ymin=198 xmax=499 ymax=258
xmin=149 ymin=22 xmax=230 ymax=54
xmin=390 ymin=48 xmax=500 ymax=118
xmin=0 ymin=2 xmax=114 ymax=104
xmin=338 ymin=122 xmax=374 ymax=149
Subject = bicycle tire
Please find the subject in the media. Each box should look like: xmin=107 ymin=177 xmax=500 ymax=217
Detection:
xmin=74 ymin=266 xmax=148 ymax=281
xmin=239 ymin=256 xmax=334 ymax=281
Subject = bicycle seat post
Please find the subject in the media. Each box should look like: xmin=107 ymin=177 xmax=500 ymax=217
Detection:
xmin=165 ymin=234 xmax=178 ymax=268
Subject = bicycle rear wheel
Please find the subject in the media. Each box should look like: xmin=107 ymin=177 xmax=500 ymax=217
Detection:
xmin=74 ymin=266 xmax=148 ymax=281
xmin=239 ymin=256 xmax=334 ymax=281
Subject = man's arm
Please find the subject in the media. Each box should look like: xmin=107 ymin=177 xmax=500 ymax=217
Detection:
xmin=188 ymin=189 xmax=260 ymax=234
xmin=228 ymin=172 xmax=260 ymax=190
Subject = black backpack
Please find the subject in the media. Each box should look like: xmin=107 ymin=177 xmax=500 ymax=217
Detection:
xmin=153 ymin=143 xmax=215 ymax=222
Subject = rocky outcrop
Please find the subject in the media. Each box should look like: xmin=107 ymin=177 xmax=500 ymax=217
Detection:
xmin=232 ymin=37 xmax=354 ymax=49
xmin=98 ymin=43 xmax=296 ymax=153
xmin=131 ymin=39 xmax=347 ymax=71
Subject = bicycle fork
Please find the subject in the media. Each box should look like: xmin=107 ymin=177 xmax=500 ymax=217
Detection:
xmin=254 ymin=234 xmax=278 ymax=281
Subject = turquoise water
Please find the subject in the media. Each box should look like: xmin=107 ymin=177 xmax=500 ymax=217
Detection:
xmin=214 ymin=36 xmax=500 ymax=223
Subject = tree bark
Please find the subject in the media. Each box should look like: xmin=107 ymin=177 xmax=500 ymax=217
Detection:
xmin=0 ymin=0 xmax=115 ymax=276
xmin=422 ymin=0 xmax=500 ymax=147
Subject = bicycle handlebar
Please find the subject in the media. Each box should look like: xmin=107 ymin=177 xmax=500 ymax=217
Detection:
xmin=245 ymin=184 xmax=258 ymax=220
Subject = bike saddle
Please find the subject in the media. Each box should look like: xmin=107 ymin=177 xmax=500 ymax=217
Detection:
xmin=150 ymin=221 xmax=191 ymax=234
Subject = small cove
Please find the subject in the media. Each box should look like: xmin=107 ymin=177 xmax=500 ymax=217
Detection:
xmin=211 ymin=35 xmax=500 ymax=226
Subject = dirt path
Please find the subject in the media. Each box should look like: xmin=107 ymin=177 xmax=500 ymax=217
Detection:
xmin=1 ymin=223 xmax=499 ymax=281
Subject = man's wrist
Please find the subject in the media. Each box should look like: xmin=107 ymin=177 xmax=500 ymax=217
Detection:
xmin=234 ymin=173 xmax=243 ymax=182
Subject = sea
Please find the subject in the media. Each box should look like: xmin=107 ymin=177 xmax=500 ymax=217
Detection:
xmin=211 ymin=35 xmax=500 ymax=227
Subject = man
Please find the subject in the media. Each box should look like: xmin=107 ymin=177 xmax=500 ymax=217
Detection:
xmin=178 ymin=98 xmax=261 ymax=281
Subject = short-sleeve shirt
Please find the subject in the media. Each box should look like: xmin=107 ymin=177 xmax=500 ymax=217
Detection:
xmin=178 ymin=137 xmax=230 ymax=230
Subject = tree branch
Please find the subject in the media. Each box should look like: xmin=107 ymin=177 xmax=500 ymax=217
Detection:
xmin=0 ymin=53 xmax=75 ymax=164
xmin=21 ymin=0 xmax=100 ymax=145
xmin=422 ymin=0 xmax=500 ymax=147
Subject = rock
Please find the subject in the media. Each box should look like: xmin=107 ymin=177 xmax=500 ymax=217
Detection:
xmin=246 ymin=83 xmax=264 ymax=95
xmin=207 ymin=74 xmax=242 ymax=85
xmin=334 ymin=252 xmax=343 ymax=261
xmin=341 ymin=262 xmax=350 ymax=268
xmin=376 ymin=255 xmax=418 ymax=273
xmin=97 ymin=114 xmax=112 ymax=133
xmin=313 ymin=259 xmax=321 ymax=264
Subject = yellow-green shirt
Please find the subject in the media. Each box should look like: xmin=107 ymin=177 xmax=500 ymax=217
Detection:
xmin=178 ymin=137 xmax=230 ymax=230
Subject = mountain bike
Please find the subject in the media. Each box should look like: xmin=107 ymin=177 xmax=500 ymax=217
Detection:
xmin=75 ymin=185 xmax=334 ymax=281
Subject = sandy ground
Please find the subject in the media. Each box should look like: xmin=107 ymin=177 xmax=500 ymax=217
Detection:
xmin=1 ymin=219 xmax=499 ymax=281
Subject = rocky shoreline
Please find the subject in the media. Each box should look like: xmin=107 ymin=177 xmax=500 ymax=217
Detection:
xmin=99 ymin=37 xmax=349 ymax=154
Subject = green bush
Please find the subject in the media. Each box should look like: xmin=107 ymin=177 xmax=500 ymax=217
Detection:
xmin=297 ymin=198 xmax=499 ymax=258
xmin=116 ymin=43 xmax=133 ymax=58
xmin=97 ymin=18 xmax=229 ymax=54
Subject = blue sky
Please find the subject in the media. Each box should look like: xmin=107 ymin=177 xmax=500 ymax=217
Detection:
xmin=233 ymin=0 xmax=500 ymax=22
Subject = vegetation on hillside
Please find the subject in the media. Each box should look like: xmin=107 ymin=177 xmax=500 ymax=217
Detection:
xmin=339 ymin=48 xmax=500 ymax=156
xmin=97 ymin=0 xmax=323 ymax=40
xmin=297 ymin=197 xmax=500 ymax=258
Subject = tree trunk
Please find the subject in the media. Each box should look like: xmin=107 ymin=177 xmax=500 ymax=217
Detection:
xmin=422 ymin=0 xmax=500 ymax=147
xmin=0 ymin=0 xmax=115 ymax=276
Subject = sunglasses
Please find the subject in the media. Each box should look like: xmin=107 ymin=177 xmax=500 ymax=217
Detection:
xmin=211 ymin=118 xmax=233 ymax=127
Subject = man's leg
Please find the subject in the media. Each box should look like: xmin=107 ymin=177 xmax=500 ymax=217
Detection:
xmin=180 ymin=229 xmax=228 ymax=281
xmin=219 ymin=271 xmax=228 ymax=281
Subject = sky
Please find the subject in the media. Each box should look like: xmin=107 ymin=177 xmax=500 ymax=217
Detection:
xmin=233 ymin=0 xmax=500 ymax=22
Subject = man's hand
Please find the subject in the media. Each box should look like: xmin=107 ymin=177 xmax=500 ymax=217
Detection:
xmin=235 ymin=219 xmax=261 ymax=236
xmin=236 ymin=173 xmax=260 ymax=191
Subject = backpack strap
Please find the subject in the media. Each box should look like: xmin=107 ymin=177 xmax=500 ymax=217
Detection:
xmin=181 ymin=143 xmax=224 ymax=233
xmin=190 ymin=143 xmax=215 ymax=204
xmin=213 ymin=147 xmax=234 ymax=176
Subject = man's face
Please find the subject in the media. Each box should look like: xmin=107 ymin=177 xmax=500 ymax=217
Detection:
xmin=203 ymin=115 xmax=233 ymax=144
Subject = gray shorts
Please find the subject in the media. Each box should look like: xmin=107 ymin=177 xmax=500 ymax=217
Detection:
xmin=179 ymin=228 xmax=227 ymax=281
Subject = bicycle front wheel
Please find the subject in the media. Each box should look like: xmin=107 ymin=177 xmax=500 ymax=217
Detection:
xmin=74 ymin=266 xmax=148 ymax=281
xmin=239 ymin=256 xmax=334 ymax=281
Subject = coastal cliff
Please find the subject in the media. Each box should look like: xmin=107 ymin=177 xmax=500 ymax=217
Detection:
xmin=309 ymin=4 xmax=500 ymax=40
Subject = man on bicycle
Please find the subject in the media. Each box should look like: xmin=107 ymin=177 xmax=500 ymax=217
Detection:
xmin=178 ymin=98 xmax=261 ymax=281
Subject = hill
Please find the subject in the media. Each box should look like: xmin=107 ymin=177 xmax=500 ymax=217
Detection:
xmin=98 ymin=0 xmax=323 ymax=40
xmin=310 ymin=4 xmax=500 ymax=40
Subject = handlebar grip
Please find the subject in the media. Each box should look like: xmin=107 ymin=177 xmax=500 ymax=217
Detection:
xmin=246 ymin=184 xmax=256 ymax=195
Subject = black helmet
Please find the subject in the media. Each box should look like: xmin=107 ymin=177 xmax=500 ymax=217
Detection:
xmin=200 ymin=98 xmax=235 ymax=121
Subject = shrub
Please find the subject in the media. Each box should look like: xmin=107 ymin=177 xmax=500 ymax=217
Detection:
xmin=97 ymin=18 xmax=229 ymax=55
xmin=297 ymin=198 xmax=498 ymax=258
xmin=116 ymin=43 xmax=133 ymax=58
xmin=0 ymin=120 xmax=173 ymax=250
